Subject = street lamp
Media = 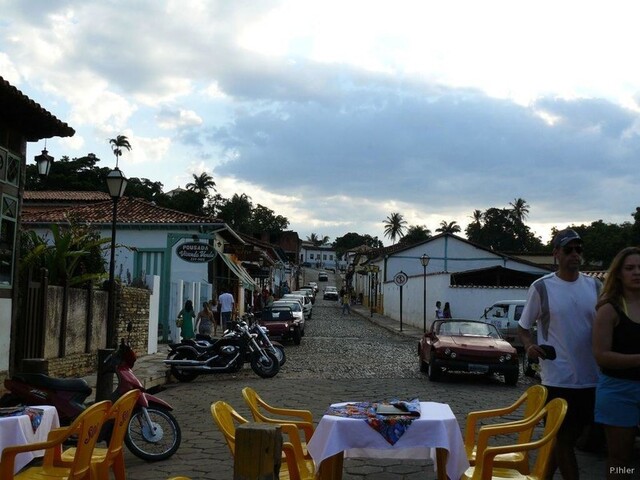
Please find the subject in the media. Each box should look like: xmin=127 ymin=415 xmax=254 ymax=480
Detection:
xmin=96 ymin=167 xmax=127 ymax=402
xmin=420 ymin=254 xmax=430 ymax=333
xmin=105 ymin=167 xmax=128 ymax=347
xmin=34 ymin=148 xmax=53 ymax=177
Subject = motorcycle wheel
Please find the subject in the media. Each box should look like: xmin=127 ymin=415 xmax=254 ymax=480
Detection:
xmin=272 ymin=345 xmax=286 ymax=366
xmin=125 ymin=406 xmax=181 ymax=462
xmin=251 ymin=350 xmax=280 ymax=378
xmin=170 ymin=351 xmax=199 ymax=383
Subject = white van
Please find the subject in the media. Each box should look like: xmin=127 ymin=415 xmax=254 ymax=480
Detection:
xmin=480 ymin=300 xmax=526 ymax=348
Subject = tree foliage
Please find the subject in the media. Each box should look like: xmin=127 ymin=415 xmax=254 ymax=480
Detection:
xmin=383 ymin=212 xmax=407 ymax=244
xmin=465 ymin=206 xmax=543 ymax=253
xmin=398 ymin=225 xmax=432 ymax=246
xmin=307 ymin=233 xmax=330 ymax=246
xmin=333 ymin=232 xmax=383 ymax=258
xmin=436 ymin=220 xmax=461 ymax=234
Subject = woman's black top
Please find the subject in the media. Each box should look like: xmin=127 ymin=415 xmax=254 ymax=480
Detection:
xmin=602 ymin=303 xmax=640 ymax=381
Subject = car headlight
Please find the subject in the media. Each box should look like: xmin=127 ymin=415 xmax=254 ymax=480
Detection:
xmin=499 ymin=354 xmax=512 ymax=362
xmin=444 ymin=348 xmax=456 ymax=358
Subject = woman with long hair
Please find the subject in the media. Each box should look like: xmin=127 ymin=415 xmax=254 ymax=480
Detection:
xmin=593 ymin=246 xmax=640 ymax=478
xmin=177 ymin=299 xmax=195 ymax=340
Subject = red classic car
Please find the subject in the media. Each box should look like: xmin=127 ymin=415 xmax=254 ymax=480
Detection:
xmin=418 ymin=319 xmax=519 ymax=385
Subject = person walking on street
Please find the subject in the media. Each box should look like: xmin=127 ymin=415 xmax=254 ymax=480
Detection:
xmin=592 ymin=246 xmax=640 ymax=479
xmin=518 ymin=229 xmax=601 ymax=480
xmin=218 ymin=287 xmax=235 ymax=330
xmin=177 ymin=300 xmax=195 ymax=340
xmin=195 ymin=301 xmax=215 ymax=337
xmin=443 ymin=302 xmax=452 ymax=319
xmin=341 ymin=289 xmax=351 ymax=315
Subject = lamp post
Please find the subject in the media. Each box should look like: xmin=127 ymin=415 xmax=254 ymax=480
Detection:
xmin=420 ymin=254 xmax=430 ymax=333
xmin=96 ymin=167 xmax=127 ymax=402
xmin=105 ymin=167 xmax=128 ymax=347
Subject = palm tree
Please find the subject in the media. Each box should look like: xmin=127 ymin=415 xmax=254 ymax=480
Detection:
xmin=108 ymin=135 xmax=131 ymax=168
xmin=470 ymin=209 xmax=483 ymax=225
xmin=509 ymin=198 xmax=530 ymax=222
xmin=383 ymin=212 xmax=407 ymax=244
xmin=436 ymin=220 xmax=461 ymax=234
xmin=186 ymin=172 xmax=216 ymax=196
xmin=307 ymin=233 xmax=330 ymax=247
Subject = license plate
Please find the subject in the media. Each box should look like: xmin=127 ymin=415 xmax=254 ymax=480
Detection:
xmin=469 ymin=363 xmax=489 ymax=373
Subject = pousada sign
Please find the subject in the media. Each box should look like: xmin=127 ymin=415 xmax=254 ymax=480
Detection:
xmin=176 ymin=242 xmax=217 ymax=263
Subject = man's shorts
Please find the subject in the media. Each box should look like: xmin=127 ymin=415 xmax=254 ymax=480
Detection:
xmin=595 ymin=374 xmax=640 ymax=427
xmin=221 ymin=311 xmax=232 ymax=326
xmin=545 ymin=386 xmax=596 ymax=441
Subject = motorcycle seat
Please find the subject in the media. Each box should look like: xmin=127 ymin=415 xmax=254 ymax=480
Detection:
xmin=13 ymin=373 xmax=92 ymax=394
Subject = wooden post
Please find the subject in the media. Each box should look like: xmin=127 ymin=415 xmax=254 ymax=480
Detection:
xmin=234 ymin=424 xmax=282 ymax=480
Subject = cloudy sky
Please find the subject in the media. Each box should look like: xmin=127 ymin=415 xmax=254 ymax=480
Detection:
xmin=2 ymin=1 xmax=640 ymax=245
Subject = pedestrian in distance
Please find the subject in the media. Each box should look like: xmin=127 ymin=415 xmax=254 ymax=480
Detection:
xmin=592 ymin=246 xmax=640 ymax=479
xmin=443 ymin=302 xmax=452 ymax=319
xmin=341 ymin=289 xmax=351 ymax=315
xmin=218 ymin=287 xmax=235 ymax=330
xmin=435 ymin=301 xmax=444 ymax=319
xmin=195 ymin=301 xmax=215 ymax=337
xmin=518 ymin=228 xmax=601 ymax=480
xmin=177 ymin=299 xmax=195 ymax=340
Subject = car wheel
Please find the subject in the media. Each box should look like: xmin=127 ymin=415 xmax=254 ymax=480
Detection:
xmin=293 ymin=329 xmax=301 ymax=345
xmin=427 ymin=354 xmax=442 ymax=381
xmin=504 ymin=371 xmax=519 ymax=386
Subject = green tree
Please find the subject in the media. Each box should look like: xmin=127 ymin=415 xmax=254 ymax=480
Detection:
xmin=399 ymin=225 xmax=432 ymax=246
xmin=218 ymin=193 xmax=253 ymax=232
xmin=20 ymin=222 xmax=110 ymax=286
xmin=509 ymin=198 xmax=530 ymax=222
xmin=334 ymin=232 xmax=383 ymax=258
xmin=109 ymin=135 xmax=132 ymax=168
xmin=466 ymin=207 xmax=543 ymax=252
xmin=186 ymin=172 xmax=216 ymax=196
xmin=307 ymin=233 xmax=330 ymax=246
xmin=383 ymin=212 xmax=407 ymax=244
xmin=250 ymin=204 xmax=289 ymax=235
xmin=436 ymin=220 xmax=461 ymax=234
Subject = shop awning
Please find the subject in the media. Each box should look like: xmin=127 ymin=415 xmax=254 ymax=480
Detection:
xmin=219 ymin=253 xmax=258 ymax=291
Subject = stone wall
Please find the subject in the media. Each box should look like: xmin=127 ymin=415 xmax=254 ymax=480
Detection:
xmin=44 ymin=285 xmax=150 ymax=377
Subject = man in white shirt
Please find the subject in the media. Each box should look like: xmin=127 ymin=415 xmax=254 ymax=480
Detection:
xmin=218 ymin=287 xmax=235 ymax=330
xmin=518 ymin=229 xmax=601 ymax=480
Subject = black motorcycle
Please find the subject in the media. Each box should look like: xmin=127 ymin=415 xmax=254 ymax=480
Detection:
xmin=164 ymin=319 xmax=280 ymax=382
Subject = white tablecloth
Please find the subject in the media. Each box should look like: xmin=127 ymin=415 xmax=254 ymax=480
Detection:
xmin=307 ymin=401 xmax=469 ymax=480
xmin=0 ymin=405 xmax=60 ymax=473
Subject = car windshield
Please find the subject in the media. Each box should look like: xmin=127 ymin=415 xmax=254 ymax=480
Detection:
xmin=437 ymin=321 xmax=499 ymax=338
xmin=326 ymin=287 xmax=337 ymax=292
xmin=273 ymin=301 xmax=301 ymax=312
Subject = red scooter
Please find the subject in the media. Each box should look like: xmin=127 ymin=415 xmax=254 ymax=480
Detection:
xmin=1 ymin=323 xmax=181 ymax=462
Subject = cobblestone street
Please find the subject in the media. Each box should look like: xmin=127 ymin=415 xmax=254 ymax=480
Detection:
xmin=120 ymin=281 xmax=613 ymax=479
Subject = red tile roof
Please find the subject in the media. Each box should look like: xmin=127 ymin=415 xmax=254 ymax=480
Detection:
xmin=0 ymin=76 xmax=75 ymax=140
xmin=24 ymin=191 xmax=111 ymax=202
xmin=22 ymin=197 xmax=221 ymax=226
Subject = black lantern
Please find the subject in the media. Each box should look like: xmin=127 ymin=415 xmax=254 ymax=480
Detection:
xmin=34 ymin=148 xmax=53 ymax=177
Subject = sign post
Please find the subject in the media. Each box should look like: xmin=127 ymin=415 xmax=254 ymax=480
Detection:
xmin=394 ymin=271 xmax=408 ymax=332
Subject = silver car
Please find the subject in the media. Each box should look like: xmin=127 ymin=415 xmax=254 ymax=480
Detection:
xmin=282 ymin=293 xmax=313 ymax=319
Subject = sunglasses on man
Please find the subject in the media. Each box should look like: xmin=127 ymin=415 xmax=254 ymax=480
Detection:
xmin=562 ymin=245 xmax=583 ymax=255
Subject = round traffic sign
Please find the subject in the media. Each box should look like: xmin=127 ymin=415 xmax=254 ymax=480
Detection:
xmin=394 ymin=271 xmax=408 ymax=286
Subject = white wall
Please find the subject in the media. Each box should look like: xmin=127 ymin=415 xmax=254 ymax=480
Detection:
xmin=0 ymin=298 xmax=11 ymax=372
xmin=146 ymin=275 xmax=160 ymax=354
xmin=382 ymin=273 xmax=528 ymax=331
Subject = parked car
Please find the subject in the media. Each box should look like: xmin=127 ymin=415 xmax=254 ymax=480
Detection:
xmin=272 ymin=300 xmax=305 ymax=335
xmin=480 ymin=300 xmax=527 ymax=348
xmin=307 ymin=282 xmax=318 ymax=293
xmin=298 ymin=287 xmax=316 ymax=304
xmin=418 ymin=319 xmax=519 ymax=385
xmin=260 ymin=305 xmax=303 ymax=345
xmin=323 ymin=286 xmax=339 ymax=301
xmin=282 ymin=293 xmax=313 ymax=319
xmin=292 ymin=290 xmax=315 ymax=311
xmin=318 ymin=271 xmax=329 ymax=281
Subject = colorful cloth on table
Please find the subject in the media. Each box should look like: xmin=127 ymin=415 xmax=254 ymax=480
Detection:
xmin=0 ymin=406 xmax=44 ymax=433
xmin=324 ymin=399 xmax=421 ymax=445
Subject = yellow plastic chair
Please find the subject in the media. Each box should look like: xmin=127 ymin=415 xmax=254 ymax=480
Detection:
xmin=461 ymin=397 xmax=568 ymax=480
xmin=241 ymin=386 xmax=315 ymax=452
xmin=0 ymin=400 xmax=112 ymax=480
xmin=54 ymin=389 xmax=141 ymax=480
xmin=210 ymin=401 xmax=315 ymax=480
xmin=464 ymin=384 xmax=547 ymax=473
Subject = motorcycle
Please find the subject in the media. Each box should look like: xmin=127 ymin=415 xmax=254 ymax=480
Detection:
xmin=168 ymin=313 xmax=286 ymax=367
xmin=1 ymin=323 xmax=181 ymax=462
xmin=164 ymin=318 xmax=280 ymax=382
